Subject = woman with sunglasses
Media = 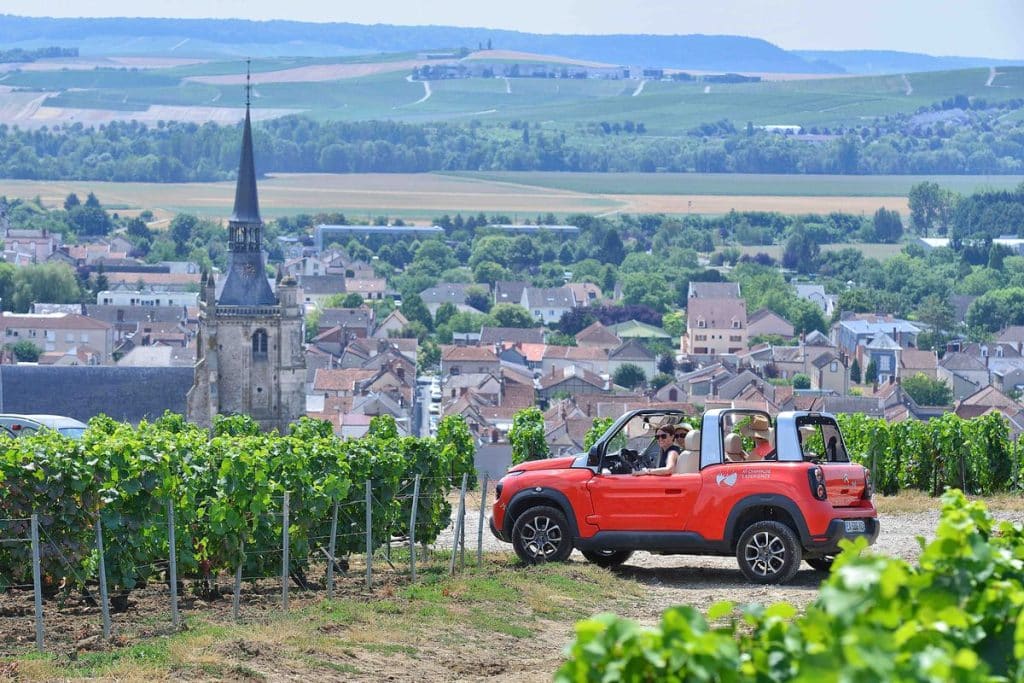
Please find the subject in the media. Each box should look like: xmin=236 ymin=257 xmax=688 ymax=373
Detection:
xmin=633 ymin=427 xmax=682 ymax=476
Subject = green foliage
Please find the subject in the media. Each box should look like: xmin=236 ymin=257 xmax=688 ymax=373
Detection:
xmin=792 ymin=373 xmax=810 ymax=389
xmin=902 ymin=372 xmax=953 ymax=406
xmin=0 ymin=414 xmax=457 ymax=596
xmin=838 ymin=412 xmax=1019 ymax=496
xmin=612 ymin=363 xmax=647 ymax=390
xmin=436 ymin=415 xmax=477 ymax=487
xmin=8 ymin=339 xmax=40 ymax=361
xmin=583 ymin=418 xmax=615 ymax=450
xmin=491 ymin=303 xmax=534 ymax=328
xmin=850 ymin=358 xmax=862 ymax=383
xmin=865 ymin=359 xmax=878 ymax=383
xmin=557 ymin=491 xmax=1024 ymax=682
xmin=509 ymin=407 xmax=550 ymax=466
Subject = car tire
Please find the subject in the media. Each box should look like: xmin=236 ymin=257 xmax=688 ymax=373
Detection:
xmin=805 ymin=556 xmax=835 ymax=573
xmin=581 ymin=549 xmax=633 ymax=569
xmin=736 ymin=520 xmax=802 ymax=584
xmin=511 ymin=505 xmax=574 ymax=564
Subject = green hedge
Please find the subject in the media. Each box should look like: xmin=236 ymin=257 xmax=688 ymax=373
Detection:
xmin=557 ymin=490 xmax=1024 ymax=682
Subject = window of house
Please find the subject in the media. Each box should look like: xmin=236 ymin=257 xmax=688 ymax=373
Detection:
xmin=65 ymin=333 xmax=74 ymax=343
xmin=830 ymin=361 xmax=838 ymax=372
xmin=695 ymin=334 xmax=707 ymax=341
xmin=697 ymin=319 xmax=706 ymax=328
xmin=732 ymin=320 xmax=741 ymax=329
xmin=81 ymin=333 xmax=88 ymax=343
xmin=729 ymin=335 xmax=741 ymax=342
xmin=878 ymin=356 xmax=891 ymax=372
xmin=45 ymin=330 xmax=55 ymax=341
xmin=252 ymin=329 xmax=268 ymax=358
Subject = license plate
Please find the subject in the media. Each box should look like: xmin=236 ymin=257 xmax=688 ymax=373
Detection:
xmin=844 ymin=520 xmax=866 ymax=534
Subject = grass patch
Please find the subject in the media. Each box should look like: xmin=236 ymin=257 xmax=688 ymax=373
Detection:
xmin=4 ymin=554 xmax=633 ymax=681
xmin=875 ymin=490 xmax=1024 ymax=514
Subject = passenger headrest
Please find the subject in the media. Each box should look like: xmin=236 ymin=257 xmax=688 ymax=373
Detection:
xmin=724 ymin=433 xmax=745 ymax=456
xmin=684 ymin=429 xmax=701 ymax=450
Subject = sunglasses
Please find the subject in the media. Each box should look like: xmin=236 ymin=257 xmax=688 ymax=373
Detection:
xmin=657 ymin=432 xmax=672 ymax=439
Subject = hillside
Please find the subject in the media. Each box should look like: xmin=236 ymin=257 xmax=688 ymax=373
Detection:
xmin=0 ymin=15 xmax=833 ymax=73
xmin=796 ymin=49 xmax=1024 ymax=75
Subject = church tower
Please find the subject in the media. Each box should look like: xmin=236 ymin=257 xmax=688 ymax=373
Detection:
xmin=187 ymin=68 xmax=305 ymax=432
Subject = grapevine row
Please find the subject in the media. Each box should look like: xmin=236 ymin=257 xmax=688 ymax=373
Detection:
xmin=0 ymin=412 xmax=476 ymax=595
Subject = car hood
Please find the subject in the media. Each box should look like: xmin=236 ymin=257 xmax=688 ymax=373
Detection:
xmin=509 ymin=455 xmax=578 ymax=473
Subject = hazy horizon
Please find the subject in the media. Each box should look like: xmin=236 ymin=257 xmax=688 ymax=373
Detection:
xmin=1 ymin=0 xmax=1023 ymax=60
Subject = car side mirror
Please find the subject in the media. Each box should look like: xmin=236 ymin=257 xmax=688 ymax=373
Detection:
xmin=587 ymin=444 xmax=600 ymax=467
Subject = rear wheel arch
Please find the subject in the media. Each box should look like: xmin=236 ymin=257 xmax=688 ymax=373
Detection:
xmin=725 ymin=496 xmax=809 ymax=551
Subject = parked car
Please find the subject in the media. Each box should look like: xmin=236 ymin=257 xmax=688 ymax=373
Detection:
xmin=0 ymin=414 xmax=89 ymax=440
xmin=428 ymin=402 xmax=441 ymax=415
xmin=490 ymin=408 xmax=878 ymax=584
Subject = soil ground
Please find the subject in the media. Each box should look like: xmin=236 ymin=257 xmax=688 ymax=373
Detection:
xmin=4 ymin=502 xmax=1023 ymax=681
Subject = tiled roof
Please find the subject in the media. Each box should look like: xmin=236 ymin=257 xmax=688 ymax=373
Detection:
xmin=686 ymin=298 xmax=747 ymax=329
xmin=939 ymin=352 xmax=988 ymax=372
xmin=522 ymin=286 xmax=575 ymax=309
xmin=609 ymin=338 xmax=655 ymax=361
xmin=688 ymin=282 xmax=740 ymax=299
xmin=420 ymin=283 xmax=471 ymax=304
xmin=575 ymin=321 xmax=621 ymax=346
xmin=0 ymin=365 xmax=193 ymax=423
xmin=542 ymin=345 xmax=608 ymax=361
xmin=494 ymin=281 xmax=528 ymax=304
xmin=479 ymin=327 xmax=544 ymax=345
xmin=0 ymin=312 xmax=111 ymax=330
xmin=441 ymin=345 xmax=499 ymax=362
xmin=313 ymin=368 xmax=377 ymax=392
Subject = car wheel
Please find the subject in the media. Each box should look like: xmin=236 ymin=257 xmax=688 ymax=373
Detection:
xmin=582 ymin=549 xmax=633 ymax=569
xmin=806 ymin=556 xmax=835 ymax=572
xmin=511 ymin=505 xmax=574 ymax=564
xmin=736 ymin=520 xmax=802 ymax=584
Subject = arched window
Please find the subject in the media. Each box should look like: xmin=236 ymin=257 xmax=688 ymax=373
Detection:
xmin=252 ymin=329 xmax=268 ymax=359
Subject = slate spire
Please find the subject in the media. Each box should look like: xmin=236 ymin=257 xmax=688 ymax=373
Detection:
xmin=230 ymin=67 xmax=261 ymax=224
xmin=218 ymin=60 xmax=276 ymax=307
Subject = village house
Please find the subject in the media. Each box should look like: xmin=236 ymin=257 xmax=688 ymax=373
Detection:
xmin=521 ymin=286 xmax=576 ymax=325
xmin=607 ymin=338 xmax=657 ymax=379
xmin=747 ymin=308 xmax=795 ymax=342
xmin=683 ymin=297 xmax=748 ymax=356
xmin=575 ymin=321 xmax=622 ymax=350
xmin=0 ymin=312 xmax=114 ymax=364
xmin=440 ymin=345 xmax=500 ymax=377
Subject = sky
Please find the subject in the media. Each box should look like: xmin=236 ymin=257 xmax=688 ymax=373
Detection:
xmin=4 ymin=0 xmax=1024 ymax=59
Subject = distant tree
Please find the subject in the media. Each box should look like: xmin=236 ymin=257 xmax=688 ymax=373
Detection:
xmin=850 ymin=358 xmax=862 ymax=384
xmin=434 ymin=301 xmax=457 ymax=328
xmin=902 ymin=373 xmax=953 ymax=406
xmin=908 ymin=181 xmax=942 ymax=236
xmin=650 ymin=372 xmax=674 ymax=390
xmin=556 ymin=308 xmax=596 ymax=336
xmin=84 ymin=192 xmax=101 ymax=208
xmin=612 ymin=363 xmax=647 ymax=390
xmin=545 ymin=331 xmax=577 ymax=346
xmin=792 ymin=373 xmax=811 ymax=390
xmin=781 ymin=220 xmax=819 ymax=274
xmin=63 ymin=193 xmax=80 ymax=210
xmin=661 ymin=310 xmax=685 ymax=338
xmin=864 ymin=359 xmax=878 ymax=384
xmin=472 ymin=260 xmax=509 ymax=285
xmin=9 ymin=340 xmax=40 ymax=362
xmin=509 ymin=407 xmax=549 ymax=465
xmin=340 ymin=292 xmax=364 ymax=308
xmin=465 ymin=285 xmax=492 ymax=313
xmin=491 ymin=303 xmax=534 ymax=328
xmin=400 ymin=293 xmax=433 ymax=331
xmin=657 ymin=354 xmax=675 ymax=374
xmin=601 ymin=230 xmax=625 ymax=265
xmin=872 ymin=207 xmax=904 ymax=243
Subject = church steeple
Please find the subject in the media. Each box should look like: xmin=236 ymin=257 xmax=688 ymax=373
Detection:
xmin=230 ymin=67 xmax=261 ymax=225
xmin=219 ymin=60 xmax=276 ymax=307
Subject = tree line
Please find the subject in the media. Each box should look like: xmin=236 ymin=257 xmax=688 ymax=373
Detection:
xmin=0 ymin=104 xmax=1020 ymax=182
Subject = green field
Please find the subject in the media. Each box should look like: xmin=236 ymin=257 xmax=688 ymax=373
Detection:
xmin=4 ymin=55 xmax=1023 ymax=134
xmin=444 ymin=171 xmax=1024 ymax=196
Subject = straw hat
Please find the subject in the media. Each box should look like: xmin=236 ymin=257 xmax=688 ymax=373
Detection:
xmin=750 ymin=414 xmax=772 ymax=440
xmin=674 ymin=423 xmax=694 ymax=437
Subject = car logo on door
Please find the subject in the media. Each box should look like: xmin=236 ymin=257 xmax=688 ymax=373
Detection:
xmin=842 ymin=474 xmax=850 ymax=485
xmin=716 ymin=473 xmax=738 ymax=487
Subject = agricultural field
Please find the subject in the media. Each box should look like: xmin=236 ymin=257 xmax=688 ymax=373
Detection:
xmin=0 ymin=50 xmax=1022 ymax=132
xmin=0 ymin=172 xmax=920 ymax=224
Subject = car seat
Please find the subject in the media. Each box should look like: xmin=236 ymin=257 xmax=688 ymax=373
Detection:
xmin=673 ymin=429 xmax=702 ymax=474
xmin=724 ymin=433 xmax=747 ymax=462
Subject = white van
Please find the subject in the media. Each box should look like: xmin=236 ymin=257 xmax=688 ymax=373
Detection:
xmin=0 ymin=414 xmax=89 ymax=440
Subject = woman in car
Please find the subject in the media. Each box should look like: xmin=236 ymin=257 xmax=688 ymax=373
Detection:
xmin=633 ymin=425 xmax=685 ymax=475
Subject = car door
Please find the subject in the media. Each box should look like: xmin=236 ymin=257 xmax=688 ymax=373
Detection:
xmin=586 ymin=472 xmax=701 ymax=531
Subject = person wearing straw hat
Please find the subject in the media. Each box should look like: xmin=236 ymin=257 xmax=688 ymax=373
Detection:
xmin=748 ymin=414 xmax=774 ymax=459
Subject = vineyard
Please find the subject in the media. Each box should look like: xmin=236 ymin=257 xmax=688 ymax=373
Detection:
xmin=557 ymin=490 xmax=1024 ymax=682
xmin=838 ymin=412 xmax=1024 ymax=497
xmin=0 ymin=411 xmax=477 ymax=652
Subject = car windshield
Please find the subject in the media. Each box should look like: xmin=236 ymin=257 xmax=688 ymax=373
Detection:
xmin=603 ymin=412 xmax=687 ymax=462
xmin=58 ymin=427 xmax=87 ymax=440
